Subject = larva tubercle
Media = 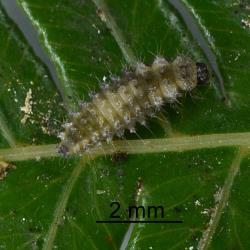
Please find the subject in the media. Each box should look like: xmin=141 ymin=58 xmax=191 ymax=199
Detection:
xmin=58 ymin=56 xmax=209 ymax=156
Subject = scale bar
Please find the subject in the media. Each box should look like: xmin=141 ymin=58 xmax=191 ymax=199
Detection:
xmin=96 ymin=220 xmax=183 ymax=224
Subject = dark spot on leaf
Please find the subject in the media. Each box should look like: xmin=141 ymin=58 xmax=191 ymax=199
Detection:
xmin=28 ymin=225 xmax=42 ymax=233
xmin=173 ymin=206 xmax=182 ymax=213
xmin=111 ymin=151 xmax=129 ymax=164
xmin=35 ymin=237 xmax=44 ymax=248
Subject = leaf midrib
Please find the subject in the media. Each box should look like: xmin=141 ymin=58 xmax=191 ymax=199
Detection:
xmin=1 ymin=132 xmax=250 ymax=161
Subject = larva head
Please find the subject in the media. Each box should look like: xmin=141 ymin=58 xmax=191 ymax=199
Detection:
xmin=196 ymin=62 xmax=209 ymax=85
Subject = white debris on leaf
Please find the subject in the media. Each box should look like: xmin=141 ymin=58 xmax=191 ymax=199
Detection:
xmin=96 ymin=190 xmax=106 ymax=195
xmin=20 ymin=88 xmax=33 ymax=124
xmin=197 ymin=186 xmax=224 ymax=249
xmin=201 ymin=208 xmax=210 ymax=216
xmin=195 ymin=200 xmax=202 ymax=207
xmin=241 ymin=18 xmax=250 ymax=28
xmin=102 ymin=75 xmax=107 ymax=82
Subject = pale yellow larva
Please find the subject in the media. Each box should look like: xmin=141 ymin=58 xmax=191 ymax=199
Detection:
xmin=58 ymin=56 xmax=209 ymax=155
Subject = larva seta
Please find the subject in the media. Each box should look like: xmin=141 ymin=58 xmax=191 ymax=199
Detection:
xmin=58 ymin=56 xmax=209 ymax=156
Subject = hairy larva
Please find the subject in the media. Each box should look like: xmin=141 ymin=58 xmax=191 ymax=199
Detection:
xmin=58 ymin=56 xmax=209 ymax=156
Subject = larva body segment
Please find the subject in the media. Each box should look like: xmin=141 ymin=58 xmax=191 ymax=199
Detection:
xmin=58 ymin=56 xmax=209 ymax=155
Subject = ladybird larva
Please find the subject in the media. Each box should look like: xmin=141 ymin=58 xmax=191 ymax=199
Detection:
xmin=58 ymin=56 xmax=209 ymax=156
